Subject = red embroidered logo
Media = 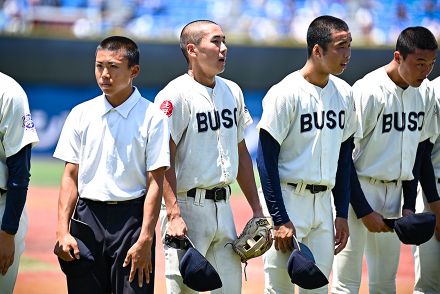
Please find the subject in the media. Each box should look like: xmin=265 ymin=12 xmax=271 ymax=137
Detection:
xmin=160 ymin=100 xmax=173 ymax=117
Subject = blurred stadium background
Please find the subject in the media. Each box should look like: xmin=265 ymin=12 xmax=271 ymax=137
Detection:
xmin=1 ymin=0 xmax=440 ymax=159
xmin=2 ymin=1 xmax=436 ymax=293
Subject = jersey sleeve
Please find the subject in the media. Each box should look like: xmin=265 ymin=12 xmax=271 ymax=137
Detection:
xmin=420 ymin=83 xmax=439 ymax=142
xmin=342 ymin=88 xmax=359 ymax=142
xmin=53 ymin=107 xmax=81 ymax=163
xmin=353 ymin=80 xmax=382 ymax=139
xmin=0 ymin=85 xmax=39 ymax=157
xmin=257 ymin=86 xmax=294 ymax=146
xmin=145 ymin=107 xmax=170 ymax=171
xmin=154 ymin=88 xmax=190 ymax=145
xmin=236 ymin=87 xmax=253 ymax=142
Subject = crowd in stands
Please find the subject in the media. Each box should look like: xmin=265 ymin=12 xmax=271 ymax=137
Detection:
xmin=1 ymin=0 xmax=440 ymax=45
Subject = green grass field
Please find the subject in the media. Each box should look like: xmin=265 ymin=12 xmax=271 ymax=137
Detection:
xmin=29 ymin=157 xmax=258 ymax=194
xmin=30 ymin=158 xmax=65 ymax=187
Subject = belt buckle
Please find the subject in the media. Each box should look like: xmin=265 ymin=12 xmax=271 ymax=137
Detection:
xmin=309 ymin=185 xmax=317 ymax=194
xmin=106 ymin=201 xmax=118 ymax=205
xmin=214 ymin=188 xmax=225 ymax=201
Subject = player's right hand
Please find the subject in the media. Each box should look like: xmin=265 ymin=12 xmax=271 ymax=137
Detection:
xmin=273 ymin=221 xmax=296 ymax=253
xmin=361 ymin=211 xmax=393 ymax=233
xmin=166 ymin=215 xmax=188 ymax=238
xmin=53 ymin=233 xmax=80 ymax=261
xmin=0 ymin=230 xmax=15 ymax=275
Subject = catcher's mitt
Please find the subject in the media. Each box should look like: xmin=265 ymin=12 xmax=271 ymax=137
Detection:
xmin=230 ymin=217 xmax=273 ymax=264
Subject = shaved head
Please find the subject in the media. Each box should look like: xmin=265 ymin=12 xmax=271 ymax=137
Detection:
xmin=180 ymin=20 xmax=219 ymax=63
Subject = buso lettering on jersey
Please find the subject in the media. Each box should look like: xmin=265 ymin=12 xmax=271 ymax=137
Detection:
xmin=382 ymin=111 xmax=425 ymax=133
xmin=197 ymin=108 xmax=238 ymax=132
xmin=300 ymin=110 xmax=346 ymax=133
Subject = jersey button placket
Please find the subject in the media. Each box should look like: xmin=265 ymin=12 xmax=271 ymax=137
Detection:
xmin=318 ymin=91 xmax=328 ymax=181
xmin=400 ymin=91 xmax=408 ymax=178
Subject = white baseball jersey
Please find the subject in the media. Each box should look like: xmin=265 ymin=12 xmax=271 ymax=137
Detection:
xmin=353 ymin=66 xmax=439 ymax=181
xmin=257 ymin=70 xmax=358 ymax=187
xmin=0 ymin=72 xmax=39 ymax=188
xmin=154 ymin=74 xmax=252 ymax=193
xmin=429 ymin=77 xmax=440 ymax=178
xmin=53 ymin=88 xmax=170 ymax=202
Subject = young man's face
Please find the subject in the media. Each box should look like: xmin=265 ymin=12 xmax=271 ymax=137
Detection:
xmin=397 ymin=48 xmax=436 ymax=87
xmin=191 ymin=23 xmax=227 ymax=77
xmin=321 ymin=30 xmax=352 ymax=75
xmin=95 ymin=48 xmax=139 ymax=99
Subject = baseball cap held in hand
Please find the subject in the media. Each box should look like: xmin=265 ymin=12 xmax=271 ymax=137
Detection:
xmin=383 ymin=212 xmax=436 ymax=245
xmin=287 ymin=236 xmax=328 ymax=289
xmin=164 ymin=234 xmax=222 ymax=291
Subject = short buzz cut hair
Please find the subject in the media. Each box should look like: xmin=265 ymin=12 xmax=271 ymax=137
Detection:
xmin=306 ymin=15 xmax=349 ymax=58
xmin=396 ymin=26 xmax=438 ymax=59
xmin=180 ymin=20 xmax=219 ymax=63
xmin=96 ymin=36 xmax=139 ymax=67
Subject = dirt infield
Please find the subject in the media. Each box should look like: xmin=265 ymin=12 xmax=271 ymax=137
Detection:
xmin=15 ymin=187 xmax=415 ymax=293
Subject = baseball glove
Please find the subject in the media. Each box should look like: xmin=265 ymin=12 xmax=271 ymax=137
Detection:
xmin=230 ymin=217 xmax=273 ymax=264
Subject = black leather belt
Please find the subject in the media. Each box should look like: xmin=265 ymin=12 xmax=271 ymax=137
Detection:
xmin=287 ymin=183 xmax=328 ymax=194
xmin=82 ymin=196 xmax=145 ymax=205
xmin=437 ymin=178 xmax=440 ymax=184
xmin=187 ymin=186 xmax=229 ymax=201
xmin=0 ymin=188 xmax=6 ymax=196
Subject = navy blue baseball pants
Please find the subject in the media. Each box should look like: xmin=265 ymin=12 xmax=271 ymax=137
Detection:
xmin=63 ymin=197 xmax=155 ymax=294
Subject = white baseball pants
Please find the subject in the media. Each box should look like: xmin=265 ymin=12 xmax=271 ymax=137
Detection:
xmin=260 ymin=184 xmax=334 ymax=294
xmin=0 ymin=195 xmax=28 ymax=294
xmin=412 ymin=182 xmax=440 ymax=294
xmin=160 ymin=189 xmax=242 ymax=294
xmin=332 ymin=177 xmax=402 ymax=294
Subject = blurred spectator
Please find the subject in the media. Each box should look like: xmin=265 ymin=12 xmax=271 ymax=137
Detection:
xmin=0 ymin=0 xmax=439 ymax=46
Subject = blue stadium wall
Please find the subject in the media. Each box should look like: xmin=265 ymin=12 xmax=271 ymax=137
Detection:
xmin=1 ymin=37 xmax=439 ymax=158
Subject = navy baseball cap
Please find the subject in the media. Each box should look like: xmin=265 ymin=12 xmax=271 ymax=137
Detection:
xmin=384 ymin=212 xmax=436 ymax=245
xmin=165 ymin=234 xmax=222 ymax=291
xmin=287 ymin=236 xmax=328 ymax=290
xmin=58 ymin=218 xmax=96 ymax=277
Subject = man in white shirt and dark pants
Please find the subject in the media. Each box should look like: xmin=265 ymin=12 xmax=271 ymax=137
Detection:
xmin=53 ymin=36 xmax=170 ymax=294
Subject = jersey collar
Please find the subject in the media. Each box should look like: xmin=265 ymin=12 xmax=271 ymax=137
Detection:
xmin=184 ymin=74 xmax=219 ymax=100
xmin=294 ymin=71 xmax=336 ymax=99
xmin=100 ymin=87 xmax=141 ymax=118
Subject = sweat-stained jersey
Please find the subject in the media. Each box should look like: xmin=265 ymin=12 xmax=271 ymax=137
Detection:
xmin=154 ymin=73 xmax=252 ymax=193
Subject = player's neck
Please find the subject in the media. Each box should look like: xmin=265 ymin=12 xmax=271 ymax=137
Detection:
xmin=105 ymin=86 xmax=134 ymax=108
xmin=187 ymin=69 xmax=216 ymax=88
xmin=300 ymin=62 xmax=329 ymax=88
xmin=385 ymin=60 xmax=409 ymax=89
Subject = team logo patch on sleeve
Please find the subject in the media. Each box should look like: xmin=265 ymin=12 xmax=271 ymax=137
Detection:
xmin=160 ymin=100 xmax=174 ymax=117
xmin=22 ymin=113 xmax=35 ymax=130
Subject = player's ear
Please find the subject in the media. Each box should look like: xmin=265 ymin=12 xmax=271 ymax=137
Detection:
xmin=187 ymin=44 xmax=197 ymax=58
xmin=130 ymin=64 xmax=140 ymax=79
xmin=312 ymin=44 xmax=322 ymax=59
xmin=393 ymin=51 xmax=402 ymax=64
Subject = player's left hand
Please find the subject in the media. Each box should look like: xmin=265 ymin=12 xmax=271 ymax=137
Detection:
xmin=428 ymin=200 xmax=440 ymax=241
xmin=123 ymin=238 xmax=153 ymax=287
xmin=334 ymin=217 xmax=349 ymax=255
xmin=0 ymin=230 xmax=15 ymax=275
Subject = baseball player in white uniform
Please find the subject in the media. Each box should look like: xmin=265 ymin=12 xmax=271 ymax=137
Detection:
xmin=154 ymin=20 xmax=264 ymax=293
xmin=53 ymin=36 xmax=169 ymax=293
xmin=0 ymin=72 xmax=39 ymax=293
xmin=412 ymin=76 xmax=440 ymax=294
xmin=257 ymin=16 xmax=356 ymax=294
xmin=332 ymin=26 xmax=439 ymax=294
